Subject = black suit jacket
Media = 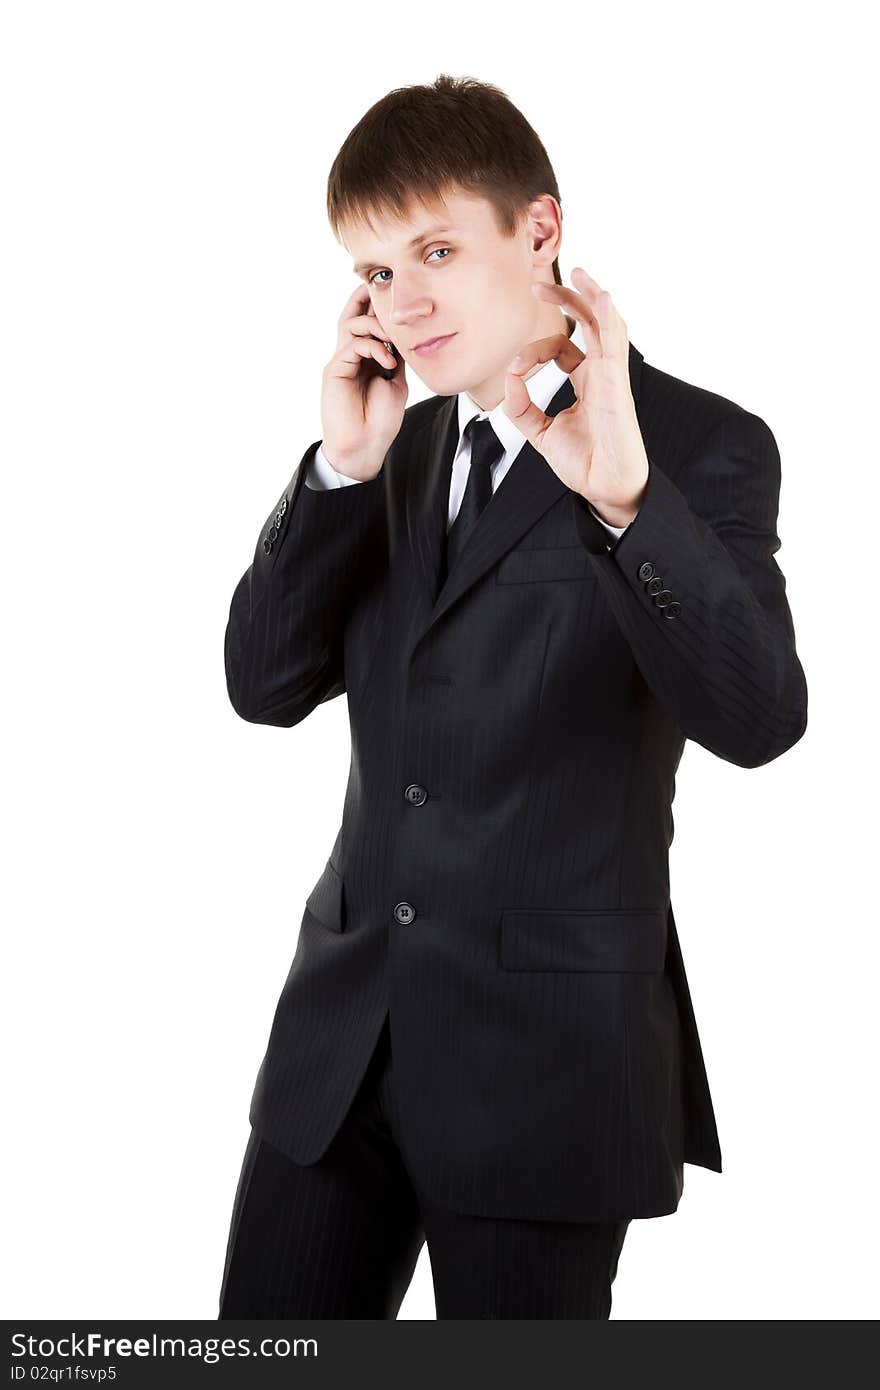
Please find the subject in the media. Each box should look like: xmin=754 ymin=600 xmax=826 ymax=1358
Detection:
xmin=224 ymin=342 xmax=808 ymax=1221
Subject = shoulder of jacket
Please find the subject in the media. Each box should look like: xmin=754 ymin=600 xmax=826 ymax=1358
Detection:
xmin=639 ymin=357 xmax=774 ymax=455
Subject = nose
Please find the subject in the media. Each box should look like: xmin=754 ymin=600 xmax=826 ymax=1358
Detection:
xmin=386 ymin=280 xmax=433 ymax=329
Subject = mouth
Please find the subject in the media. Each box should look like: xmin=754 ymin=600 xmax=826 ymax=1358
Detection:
xmin=412 ymin=332 xmax=457 ymax=356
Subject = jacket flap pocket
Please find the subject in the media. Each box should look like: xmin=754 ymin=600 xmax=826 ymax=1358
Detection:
xmin=305 ymin=858 xmax=345 ymax=932
xmin=500 ymin=908 xmax=667 ymax=972
xmin=496 ymin=545 xmax=594 ymax=584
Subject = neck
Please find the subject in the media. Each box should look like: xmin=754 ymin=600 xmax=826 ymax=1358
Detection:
xmin=466 ymin=309 xmax=576 ymax=412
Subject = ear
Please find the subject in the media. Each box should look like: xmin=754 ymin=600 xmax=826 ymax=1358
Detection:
xmin=527 ymin=195 xmax=563 ymax=270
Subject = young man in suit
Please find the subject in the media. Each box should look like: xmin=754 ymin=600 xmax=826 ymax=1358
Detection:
xmin=219 ymin=74 xmax=808 ymax=1319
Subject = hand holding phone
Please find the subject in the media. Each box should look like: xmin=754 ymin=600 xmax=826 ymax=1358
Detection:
xmin=319 ymin=286 xmax=408 ymax=480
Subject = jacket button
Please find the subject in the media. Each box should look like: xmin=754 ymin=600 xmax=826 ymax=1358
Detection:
xmin=404 ymin=783 xmax=428 ymax=806
xmin=654 ymin=588 xmax=674 ymax=607
xmin=646 ymin=576 xmax=664 ymax=595
xmin=664 ymin=601 xmax=682 ymax=619
xmin=262 ymin=537 xmax=272 ymax=554
xmin=267 ymin=525 xmax=277 ymax=543
xmin=638 ymin=562 xmax=655 ymax=581
xmin=394 ymin=901 xmax=416 ymax=925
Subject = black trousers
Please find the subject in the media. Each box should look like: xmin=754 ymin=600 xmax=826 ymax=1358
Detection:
xmin=218 ymin=1016 xmax=630 ymax=1319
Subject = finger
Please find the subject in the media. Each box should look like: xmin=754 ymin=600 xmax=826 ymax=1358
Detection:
xmin=349 ymin=337 xmax=397 ymax=366
xmin=530 ymin=281 xmax=602 ymax=354
xmin=339 ymin=282 xmax=373 ymax=323
xmin=501 ymin=368 xmax=553 ymax=448
xmin=338 ymin=308 xmax=397 ymax=363
xmin=339 ymin=284 xmax=393 ymax=337
xmin=329 ymin=335 xmax=397 ymax=379
xmin=346 ymin=312 xmax=395 ymax=342
xmin=569 ymin=266 xmax=603 ymax=292
xmin=569 ymin=267 xmax=628 ymax=351
xmin=530 ymin=280 xmax=610 ymax=355
xmin=508 ymin=332 xmax=585 ymax=377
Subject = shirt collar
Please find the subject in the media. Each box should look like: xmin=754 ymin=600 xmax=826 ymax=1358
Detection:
xmin=456 ymin=313 xmax=582 ymax=456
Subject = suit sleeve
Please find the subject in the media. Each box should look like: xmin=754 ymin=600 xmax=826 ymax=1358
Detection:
xmin=224 ymin=440 xmax=387 ymax=727
xmin=570 ymin=409 xmax=808 ymax=768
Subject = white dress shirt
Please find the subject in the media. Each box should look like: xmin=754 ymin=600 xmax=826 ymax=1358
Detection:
xmin=304 ymin=313 xmax=629 ymax=545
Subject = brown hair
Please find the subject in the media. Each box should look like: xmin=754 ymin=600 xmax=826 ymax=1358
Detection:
xmin=326 ymin=74 xmax=564 ymax=286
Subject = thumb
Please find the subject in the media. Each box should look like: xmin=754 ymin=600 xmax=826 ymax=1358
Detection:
xmin=502 ymin=368 xmax=551 ymax=447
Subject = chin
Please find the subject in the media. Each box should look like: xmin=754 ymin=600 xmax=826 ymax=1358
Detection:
xmin=416 ymin=352 xmax=473 ymax=392
xmin=410 ymin=364 xmax=461 ymax=396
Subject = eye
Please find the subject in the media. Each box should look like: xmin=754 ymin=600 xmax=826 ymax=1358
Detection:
xmin=368 ymin=247 xmax=452 ymax=286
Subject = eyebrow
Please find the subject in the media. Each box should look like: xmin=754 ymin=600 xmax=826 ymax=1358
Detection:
xmin=352 ymin=225 xmax=456 ymax=276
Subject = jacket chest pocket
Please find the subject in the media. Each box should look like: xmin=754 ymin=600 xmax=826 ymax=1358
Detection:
xmin=496 ymin=545 xmax=596 ymax=585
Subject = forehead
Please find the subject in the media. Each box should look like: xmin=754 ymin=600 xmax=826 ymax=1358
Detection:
xmin=342 ymin=189 xmax=497 ymax=268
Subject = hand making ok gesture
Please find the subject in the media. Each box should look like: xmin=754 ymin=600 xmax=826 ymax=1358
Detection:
xmin=502 ymin=267 xmax=650 ymax=528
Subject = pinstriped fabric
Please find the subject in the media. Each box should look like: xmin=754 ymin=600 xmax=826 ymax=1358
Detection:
xmin=218 ymin=1130 xmax=629 ymax=1318
xmin=218 ymin=1017 xmax=630 ymax=1318
xmin=219 ymin=1023 xmax=426 ymax=1319
xmin=224 ymin=342 xmax=807 ymax=1222
xmin=571 ymin=407 xmax=805 ymax=768
xmin=223 ymin=427 xmax=389 ymax=727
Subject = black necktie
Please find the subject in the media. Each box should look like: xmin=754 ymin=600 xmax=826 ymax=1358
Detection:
xmin=441 ymin=416 xmax=504 ymax=582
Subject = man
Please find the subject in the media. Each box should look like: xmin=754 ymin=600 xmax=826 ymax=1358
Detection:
xmin=219 ymin=75 xmax=808 ymax=1319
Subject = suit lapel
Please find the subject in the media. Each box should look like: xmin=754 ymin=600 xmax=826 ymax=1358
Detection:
xmin=405 ymin=340 xmax=644 ymax=649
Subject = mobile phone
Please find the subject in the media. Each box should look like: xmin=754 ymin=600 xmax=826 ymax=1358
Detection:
xmin=376 ymin=340 xmax=399 ymax=380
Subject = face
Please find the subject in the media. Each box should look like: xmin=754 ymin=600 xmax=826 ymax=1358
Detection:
xmin=340 ymin=188 xmax=567 ymax=409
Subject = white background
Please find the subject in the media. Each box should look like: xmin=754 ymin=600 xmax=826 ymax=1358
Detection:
xmin=2 ymin=0 xmax=876 ymax=1320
